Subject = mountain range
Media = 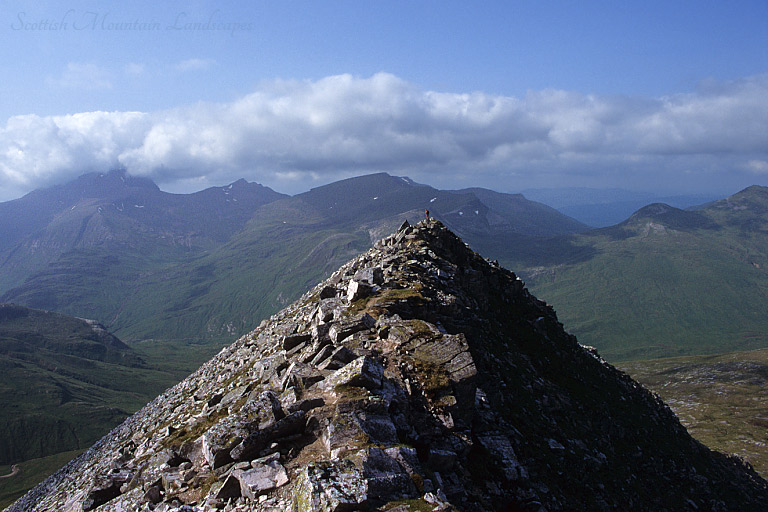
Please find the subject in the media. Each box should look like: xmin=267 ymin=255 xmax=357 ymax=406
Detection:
xmin=515 ymin=186 xmax=768 ymax=360
xmin=3 ymin=171 xmax=768 ymax=505
xmin=0 ymin=170 xmax=586 ymax=345
xmin=521 ymin=187 xmax=722 ymax=227
xmin=2 ymin=169 xmax=768 ymax=363
xmin=7 ymin=220 xmax=768 ymax=511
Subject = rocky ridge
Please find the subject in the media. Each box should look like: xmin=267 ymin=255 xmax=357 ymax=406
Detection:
xmin=7 ymin=220 xmax=768 ymax=511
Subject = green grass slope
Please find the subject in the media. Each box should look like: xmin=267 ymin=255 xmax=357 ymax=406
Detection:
xmin=0 ymin=305 xmax=179 ymax=465
xmin=0 ymin=449 xmax=84 ymax=509
xmin=516 ymin=186 xmax=768 ymax=361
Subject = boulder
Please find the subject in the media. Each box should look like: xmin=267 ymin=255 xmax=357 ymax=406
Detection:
xmin=202 ymin=392 xmax=283 ymax=468
xmin=283 ymin=332 xmax=311 ymax=351
xmin=354 ymin=267 xmax=384 ymax=286
xmin=292 ymin=460 xmax=368 ymax=512
xmin=82 ymin=469 xmax=133 ymax=511
xmin=347 ymin=280 xmax=372 ymax=302
xmin=361 ymin=447 xmax=417 ymax=501
xmin=326 ymin=356 xmax=384 ymax=391
xmin=213 ymin=473 xmax=241 ymax=500
xmin=328 ymin=313 xmax=376 ymax=343
xmin=235 ymin=459 xmax=289 ymax=500
xmin=229 ymin=411 xmax=307 ymax=462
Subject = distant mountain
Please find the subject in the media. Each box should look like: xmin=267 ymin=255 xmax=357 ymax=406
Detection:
xmin=9 ymin=221 xmax=768 ymax=512
xmin=5 ymin=171 xmax=764 ymax=363
xmin=521 ymin=187 xmax=722 ymax=227
xmin=515 ymin=185 xmax=768 ymax=360
xmin=0 ymin=169 xmax=287 ymax=329
xmin=0 ymin=172 xmax=586 ymax=345
xmin=0 ymin=304 xmax=177 ymax=467
xmin=452 ymin=187 xmax=589 ymax=236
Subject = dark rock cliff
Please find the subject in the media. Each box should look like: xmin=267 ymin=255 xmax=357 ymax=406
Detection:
xmin=7 ymin=221 xmax=768 ymax=511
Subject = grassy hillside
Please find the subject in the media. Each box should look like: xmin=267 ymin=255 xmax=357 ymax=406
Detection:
xmin=2 ymin=172 xmax=588 ymax=346
xmin=0 ymin=450 xmax=84 ymax=509
xmin=516 ymin=187 xmax=768 ymax=361
xmin=0 ymin=305 xmax=180 ymax=465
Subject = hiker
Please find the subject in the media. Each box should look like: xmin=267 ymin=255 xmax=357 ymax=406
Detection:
xmin=425 ymin=209 xmax=430 ymax=221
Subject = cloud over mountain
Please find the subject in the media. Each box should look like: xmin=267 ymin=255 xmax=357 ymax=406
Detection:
xmin=2 ymin=72 xmax=767 ymax=199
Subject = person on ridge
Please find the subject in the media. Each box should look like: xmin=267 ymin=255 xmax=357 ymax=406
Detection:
xmin=425 ymin=209 xmax=430 ymax=222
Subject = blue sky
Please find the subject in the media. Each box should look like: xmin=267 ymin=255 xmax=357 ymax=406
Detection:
xmin=1 ymin=0 xmax=767 ymax=200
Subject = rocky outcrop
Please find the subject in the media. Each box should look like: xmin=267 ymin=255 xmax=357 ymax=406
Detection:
xmin=7 ymin=220 xmax=768 ymax=511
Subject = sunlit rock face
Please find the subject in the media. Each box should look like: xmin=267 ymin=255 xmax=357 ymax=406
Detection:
xmin=8 ymin=220 xmax=768 ymax=512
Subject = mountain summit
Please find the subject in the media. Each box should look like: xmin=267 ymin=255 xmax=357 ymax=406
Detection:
xmin=7 ymin=221 xmax=768 ymax=511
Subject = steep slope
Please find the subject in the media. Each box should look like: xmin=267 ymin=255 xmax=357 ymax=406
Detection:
xmin=0 ymin=304 xmax=178 ymax=467
xmin=618 ymin=347 xmax=768 ymax=477
xmin=8 ymin=222 xmax=767 ymax=511
xmin=516 ymin=185 xmax=768 ymax=360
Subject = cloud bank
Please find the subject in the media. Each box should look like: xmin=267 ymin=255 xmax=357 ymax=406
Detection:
xmin=2 ymin=72 xmax=768 ymax=199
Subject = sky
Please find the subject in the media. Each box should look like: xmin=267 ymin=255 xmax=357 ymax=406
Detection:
xmin=0 ymin=0 xmax=767 ymax=201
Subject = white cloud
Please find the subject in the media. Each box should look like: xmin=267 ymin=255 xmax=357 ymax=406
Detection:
xmin=48 ymin=62 xmax=113 ymax=90
xmin=3 ymin=72 xmax=768 ymax=199
xmin=124 ymin=63 xmax=146 ymax=76
xmin=175 ymin=58 xmax=216 ymax=72
xmin=746 ymin=160 xmax=768 ymax=175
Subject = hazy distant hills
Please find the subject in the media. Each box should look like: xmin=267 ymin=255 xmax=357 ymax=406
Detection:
xmin=0 ymin=169 xmax=286 ymax=293
xmin=522 ymin=187 xmax=722 ymax=227
xmin=516 ymin=185 xmax=768 ymax=360
xmin=0 ymin=169 xmax=286 ymax=333
xmin=0 ymin=172 xmax=587 ymax=345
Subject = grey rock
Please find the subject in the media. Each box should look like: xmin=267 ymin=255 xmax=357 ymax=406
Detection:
xmin=235 ymin=460 xmax=289 ymax=500
xmin=477 ymin=433 xmax=527 ymax=481
xmin=361 ymin=447 xmax=417 ymax=500
xmin=326 ymin=356 xmax=384 ymax=391
xmin=328 ymin=313 xmax=376 ymax=344
xmin=347 ymin=280 xmax=372 ymax=302
xmin=281 ymin=361 xmax=325 ymax=391
xmin=317 ymin=346 xmax=357 ymax=371
xmin=315 ymin=299 xmax=342 ymax=324
xmin=229 ymin=411 xmax=306 ymax=462
xmin=292 ymin=460 xmax=367 ymax=512
xmin=142 ymin=483 xmax=162 ymax=504
xmin=283 ymin=332 xmax=311 ymax=351
xmin=285 ymin=397 xmax=325 ymax=415
xmin=82 ymin=469 xmax=133 ymax=511
xmin=202 ymin=392 xmax=283 ymax=468
xmin=214 ymin=473 xmax=241 ymax=500
xmin=319 ymin=286 xmax=338 ymax=299
xmin=354 ymin=267 xmax=384 ymax=286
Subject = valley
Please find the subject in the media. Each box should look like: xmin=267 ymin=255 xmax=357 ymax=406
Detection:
xmin=620 ymin=348 xmax=768 ymax=477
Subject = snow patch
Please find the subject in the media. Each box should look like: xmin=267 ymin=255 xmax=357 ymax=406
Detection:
xmin=430 ymin=197 xmax=437 ymax=203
